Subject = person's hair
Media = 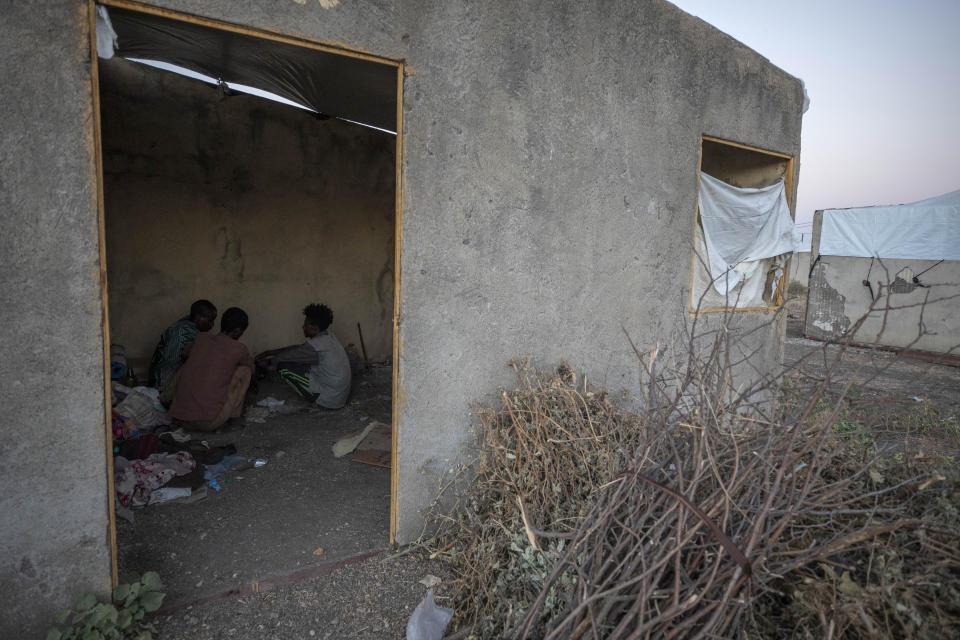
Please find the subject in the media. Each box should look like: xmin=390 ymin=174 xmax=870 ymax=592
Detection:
xmin=220 ymin=307 xmax=249 ymax=334
xmin=190 ymin=299 xmax=217 ymax=320
xmin=303 ymin=303 xmax=333 ymax=331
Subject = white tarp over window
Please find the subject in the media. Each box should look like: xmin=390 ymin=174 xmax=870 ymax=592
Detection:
xmin=820 ymin=189 xmax=960 ymax=260
xmin=698 ymin=172 xmax=796 ymax=294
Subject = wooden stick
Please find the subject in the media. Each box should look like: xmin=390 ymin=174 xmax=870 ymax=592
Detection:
xmin=357 ymin=321 xmax=369 ymax=363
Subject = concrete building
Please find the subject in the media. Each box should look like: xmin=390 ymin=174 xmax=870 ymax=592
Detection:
xmin=805 ymin=204 xmax=960 ymax=354
xmin=0 ymin=0 xmax=804 ymax=633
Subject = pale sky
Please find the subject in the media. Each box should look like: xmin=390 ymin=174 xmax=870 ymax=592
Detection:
xmin=670 ymin=0 xmax=960 ymax=241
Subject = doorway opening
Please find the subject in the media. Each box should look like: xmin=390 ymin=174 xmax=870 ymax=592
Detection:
xmin=92 ymin=2 xmax=403 ymax=602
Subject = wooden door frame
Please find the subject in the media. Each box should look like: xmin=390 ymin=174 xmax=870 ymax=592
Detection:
xmin=88 ymin=0 xmax=405 ymax=585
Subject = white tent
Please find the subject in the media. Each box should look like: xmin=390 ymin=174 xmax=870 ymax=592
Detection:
xmin=820 ymin=189 xmax=960 ymax=261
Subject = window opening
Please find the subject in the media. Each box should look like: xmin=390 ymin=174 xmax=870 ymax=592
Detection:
xmin=690 ymin=137 xmax=796 ymax=313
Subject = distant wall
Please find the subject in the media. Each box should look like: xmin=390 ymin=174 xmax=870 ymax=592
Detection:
xmin=806 ymin=211 xmax=960 ymax=353
xmin=788 ymin=252 xmax=811 ymax=285
xmin=100 ymin=58 xmax=396 ymax=363
xmin=0 ymin=3 xmax=113 ymax=637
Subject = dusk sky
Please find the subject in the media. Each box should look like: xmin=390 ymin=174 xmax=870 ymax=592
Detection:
xmin=670 ymin=0 xmax=960 ymax=241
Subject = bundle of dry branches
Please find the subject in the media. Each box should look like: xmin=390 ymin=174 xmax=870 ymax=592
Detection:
xmin=424 ymin=317 xmax=959 ymax=639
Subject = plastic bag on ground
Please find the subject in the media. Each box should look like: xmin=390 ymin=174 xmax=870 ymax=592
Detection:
xmin=406 ymin=589 xmax=453 ymax=640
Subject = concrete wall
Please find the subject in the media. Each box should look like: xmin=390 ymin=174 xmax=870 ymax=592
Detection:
xmin=805 ymin=211 xmax=960 ymax=353
xmin=100 ymin=58 xmax=396 ymax=363
xmin=386 ymin=0 xmax=801 ymax=542
xmin=1 ymin=0 xmax=803 ymax=631
xmin=0 ymin=2 xmax=113 ymax=636
xmin=788 ymin=251 xmax=811 ymax=286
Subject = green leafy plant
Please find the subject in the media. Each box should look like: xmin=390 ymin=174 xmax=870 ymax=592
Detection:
xmin=46 ymin=571 xmax=165 ymax=640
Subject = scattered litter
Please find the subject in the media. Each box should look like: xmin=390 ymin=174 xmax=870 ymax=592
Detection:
xmin=313 ymin=547 xmax=324 ymax=556
xmin=351 ymin=421 xmax=392 ymax=468
xmin=148 ymin=486 xmax=192 ymax=505
xmin=406 ymin=589 xmax=453 ymax=640
xmin=256 ymin=396 xmax=286 ymax=412
xmin=419 ymin=575 xmax=442 ymax=588
xmin=333 ymin=423 xmax=377 ymax=458
xmin=912 ymin=396 xmax=924 ymax=402
xmin=207 ymin=478 xmax=222 ymax=492
xmin=252 ymin=458 xmax=268 ymax=468
xmin=203 ymin=455 xmax=247 ymax=480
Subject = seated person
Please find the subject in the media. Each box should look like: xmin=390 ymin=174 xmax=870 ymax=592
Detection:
xmin=163 ymin=307 xmax=254 ymax=432
xmin=148 ymin=299 xmax=217 ymax=391
xmin=256 ymin=303 xmax=351 ymax=409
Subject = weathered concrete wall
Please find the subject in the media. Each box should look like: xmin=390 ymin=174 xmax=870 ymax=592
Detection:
xmin=806 ymin=211 xmax=960 ymax=353
xmin=100 ymin=58 xmax=396 ymax=363
xmin=3 ymin=3 xmax=803 ymax=628
xmin=389 ymin=0 xmax=802 ymax=541
xmin=789 ymin=251 xmax=811 ymax=286
xmin=0 ymin=2 xmax=113 ymax=637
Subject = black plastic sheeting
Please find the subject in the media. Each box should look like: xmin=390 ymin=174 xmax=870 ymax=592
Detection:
xmin=109 ymin=6 xmax=397 ymax=132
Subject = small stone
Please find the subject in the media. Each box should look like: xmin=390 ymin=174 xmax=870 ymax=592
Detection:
xmin=309 ymin=631 xmax=316 ymax=637
xmin=419 ymin=574 xmax=442 ymax=588
xmin=195 ymin=580 xmax=204 ymax=587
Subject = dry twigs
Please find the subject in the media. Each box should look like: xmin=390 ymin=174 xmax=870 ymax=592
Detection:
xmin=423 ymin=314 xmax=959 ymax=639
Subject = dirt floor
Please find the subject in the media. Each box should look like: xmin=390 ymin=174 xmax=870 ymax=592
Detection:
xmin=118 ymin=363 xmax=394 ymax=607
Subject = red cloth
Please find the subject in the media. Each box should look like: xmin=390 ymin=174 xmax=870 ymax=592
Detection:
xmin=170 ymin=333 xmax=253 ymax=422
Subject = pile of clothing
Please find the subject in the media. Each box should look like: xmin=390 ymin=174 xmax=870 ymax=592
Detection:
xmin=111 ymin=383 xmax=248 ymax=519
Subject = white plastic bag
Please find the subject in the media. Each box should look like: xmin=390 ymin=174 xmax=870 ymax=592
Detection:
xmin=406 ymin=589 xmax=453 ymax=640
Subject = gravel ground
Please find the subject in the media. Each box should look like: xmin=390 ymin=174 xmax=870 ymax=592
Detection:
xmin=150 ymin=550 xmax=454 ymax=640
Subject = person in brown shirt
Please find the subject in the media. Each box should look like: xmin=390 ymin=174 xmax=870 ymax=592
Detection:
xmin=166 ymin=307 xmax=254 ymax=432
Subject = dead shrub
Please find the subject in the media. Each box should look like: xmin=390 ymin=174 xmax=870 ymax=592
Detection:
xmin=422 ymin=314 xmax=959 ymax=639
